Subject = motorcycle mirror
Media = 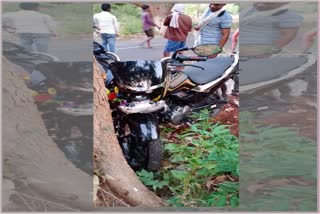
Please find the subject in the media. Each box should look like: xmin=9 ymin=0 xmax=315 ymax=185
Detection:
xmin=172 ymin=46 xmax=190 ymax=59
xmin=192 ymin=44 xmax=222 ymax=57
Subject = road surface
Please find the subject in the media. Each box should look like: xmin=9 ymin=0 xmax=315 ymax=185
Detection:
xmin=47 ymin=33 xmax=234 ymax=62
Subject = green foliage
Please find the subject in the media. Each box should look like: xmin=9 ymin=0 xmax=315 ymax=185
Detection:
xmin=137 ymin=110 xmax=239 ymax=207
xmin=111 ymin=4 xmax=141 ymax=19
xmin=184 ymin=4 xmax=209 ymax=19
xmin=119 ymin=16 xmax=143 ymax=35
xmin=138 ymin=109 xmax=316 ymax=210
xmin=224 ymin=4 xmax=240 ymax=15
xmin=238 ymin=112 xmax=317 ymax=211
xmin=185 ymin=4 xmax=239 ymax=20
xmin=136 ymin=170 xmax=168 ymax=191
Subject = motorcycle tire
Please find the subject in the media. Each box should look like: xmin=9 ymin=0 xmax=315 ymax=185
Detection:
xmin=147 ymin=139 xmax=163 ymax=171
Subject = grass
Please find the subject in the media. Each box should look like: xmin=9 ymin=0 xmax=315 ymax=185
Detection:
xmin=137 ymin=109 xmax=239 ymax=207
xmin=238 ymin=111 xmax=317 ymax=211
xmin=136 ymin=110 xmax=316 ymax=210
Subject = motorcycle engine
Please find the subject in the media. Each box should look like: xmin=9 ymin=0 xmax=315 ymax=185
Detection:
xmin=164 ymin=105 xmax=192 ymax=125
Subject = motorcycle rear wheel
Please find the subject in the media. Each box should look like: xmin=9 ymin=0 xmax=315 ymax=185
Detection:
xmin=147 ymin=139 xmax=163 ymax=171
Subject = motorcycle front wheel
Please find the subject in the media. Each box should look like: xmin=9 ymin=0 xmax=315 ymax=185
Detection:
xmin=147 ymin=139 xmax=163 ymax=171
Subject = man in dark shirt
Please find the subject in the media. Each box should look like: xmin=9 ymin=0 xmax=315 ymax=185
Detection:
xmin=163 ymin=4 xmax=192 ymax=57
xmin=141 ymin=5 xmax=160 ymax=48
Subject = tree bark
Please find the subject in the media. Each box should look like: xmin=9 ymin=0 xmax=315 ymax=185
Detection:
xmin=93 ymin=59 xmax=166 ymax=207
xmin=2 ymin=58 xmax=93 ymax=211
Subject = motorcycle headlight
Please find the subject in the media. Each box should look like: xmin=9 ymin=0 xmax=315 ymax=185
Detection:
xmin=128 ymin=79 xmax=152 ymax=92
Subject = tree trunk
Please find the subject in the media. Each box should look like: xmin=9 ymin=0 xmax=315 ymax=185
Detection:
xmin=93 ymin=59 xmax=166 ymax=207
xmin=2 ymin=58 xmax=93 ymax=211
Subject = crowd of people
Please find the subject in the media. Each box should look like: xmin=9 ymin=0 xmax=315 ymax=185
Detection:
xmin=93 ymin=3 xmax=234 ymax=57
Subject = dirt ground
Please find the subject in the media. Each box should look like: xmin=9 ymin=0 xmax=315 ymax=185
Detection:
xmin=212 ymin=95 xmax=239 ymax=137
xmin=259 ymin=96 xmax=317 ymax=141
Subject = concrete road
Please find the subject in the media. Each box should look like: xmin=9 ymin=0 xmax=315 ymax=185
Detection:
xmin=48 ymin=38 xmax=92 ymax=62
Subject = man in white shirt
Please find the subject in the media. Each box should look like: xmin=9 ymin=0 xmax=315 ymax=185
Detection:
xmin=93 ymin=4 xmax=119 ymax=53
xmin=2 ymin=3 xmax=56 ymax=53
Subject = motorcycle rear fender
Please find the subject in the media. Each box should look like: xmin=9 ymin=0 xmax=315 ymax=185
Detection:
xmin=127 ymin=114 xmax=159 ymax=143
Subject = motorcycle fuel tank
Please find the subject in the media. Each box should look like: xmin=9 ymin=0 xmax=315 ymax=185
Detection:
xmin=109 ymin=60 xmax=164 ymax=93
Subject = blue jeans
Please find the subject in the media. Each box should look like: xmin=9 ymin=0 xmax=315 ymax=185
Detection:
xmin=101 ymin=33 xmax=116 ymax=53
xmin=19 ymin=33 xmax=50 ymax=53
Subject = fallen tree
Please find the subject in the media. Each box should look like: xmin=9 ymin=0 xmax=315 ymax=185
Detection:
xmin=93 ymin=59 xmax=166 ymax=207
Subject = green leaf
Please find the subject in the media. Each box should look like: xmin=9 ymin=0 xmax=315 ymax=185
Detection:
xmin=196 ymin=168 xmax=209 ymax=177
xmin=153 ymin=180 xmax=169 ymax=189
xmin=189 ymin=158 xmax=202 ymax=166
xmin=137 ymin=169 xmax=154 ymax=179
xmin=190 ymin=139 xmax=201 ymax=147
xmin=177 ymin=132 xmax=195 ymax=139
xmin=170 ymin=155 xmax=185 ymax=163
xmin=163 ymin=127 xmax=175 ymax=133
xmin=218 ymin=182 xmax=239 ymax=193
xmin=230 ymin=195 xmax=239 ymax=207
xmin=165 ymin=143 xmax=180 ymax=152
xmin=166 ymin=196 xmax=183 ymax=207
xmin=217 ymin=195 xmax=227 ymax=207
xmin=163 ymin=173 xmax=171 ymax=181
xmin=208 ymin=152 xmax=219 ymax=161
xmin=171 ymin=170 xmax=188 ymax=180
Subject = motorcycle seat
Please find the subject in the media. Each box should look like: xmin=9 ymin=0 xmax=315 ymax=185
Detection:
xmin=240 ymin=56 xmax=307 ymax=86
xmin=183 ymin=56 xmax=234 ymax=85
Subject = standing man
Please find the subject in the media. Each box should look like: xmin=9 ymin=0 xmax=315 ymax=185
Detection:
xmin=2 ymin=3 xmax=56 ymax=53
xmin=141 ymin=5 xmax=160 ymax=48
xmin=194 ymin=4 xmax=233 ymax=102
xmin=163 ymin=4 xmax=192 ymax=57
xmin=93 ymin=3 xmax=119 ymax=53
xmin=240 ymin=3 xmax=304 ymax=102
xmin=240 ymin=2 xmax=303 ymax=57
xmin=194 ymin=4 xmax=233 ymax=55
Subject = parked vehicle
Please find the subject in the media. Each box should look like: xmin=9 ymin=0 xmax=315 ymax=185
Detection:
xmin=94 ymin=42 xmax=167 ymax=171
xmin=28 ymin=62 xmax=93 ymax=175
xmin=239 ymin=53 xmax=316 ymax=95
xmin=94 ymin=42 xmax=239 ymax=170
xmin=160 ymin=45 xmax=239 ymax=125
xmin=3 ymin=41 xmax=59 ymax=73
xmin=3 ymin=41 xmax=93 ymax=174
xmin=237 ymin=30 xmax=317 ymax=110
